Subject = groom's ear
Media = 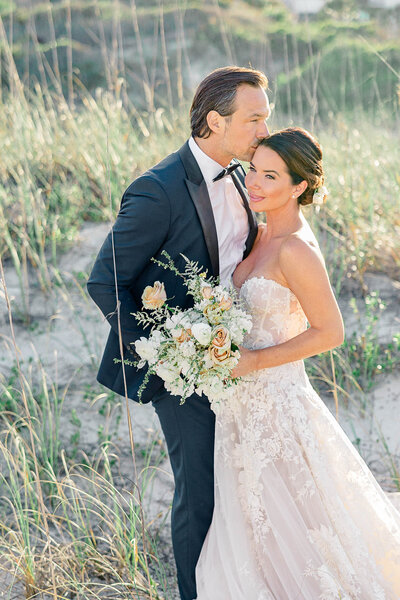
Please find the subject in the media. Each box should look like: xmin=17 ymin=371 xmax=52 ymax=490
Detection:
xmin=206 ymin=110 xmax=224 ymax=135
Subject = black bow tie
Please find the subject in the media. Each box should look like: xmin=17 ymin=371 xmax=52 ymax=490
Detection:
xmin=212 ymin=162 xmax=240 ymax=182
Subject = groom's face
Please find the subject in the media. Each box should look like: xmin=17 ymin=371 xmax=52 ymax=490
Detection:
xmin=221 ymin=85 xmax=271 ymax=162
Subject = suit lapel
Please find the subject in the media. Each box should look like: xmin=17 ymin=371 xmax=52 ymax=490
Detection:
xmin=178 ymin=141 xmax=219 ymax=277
xmin=185 ymin=179 xmax=219 ymax=277
xmin=231 ymin=167 xmax=258 ymax=259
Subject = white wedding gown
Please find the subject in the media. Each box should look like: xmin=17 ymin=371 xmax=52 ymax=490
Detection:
xmin=195 ymin=277 xmax=400 ymax=600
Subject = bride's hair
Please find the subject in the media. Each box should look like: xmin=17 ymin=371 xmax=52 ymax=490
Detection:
xmin=259 ymin=128 xmax=324 ymax=206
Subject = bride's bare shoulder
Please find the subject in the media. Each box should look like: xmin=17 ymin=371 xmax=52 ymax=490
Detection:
xmin=278 ymin=233 xmax=330 ymax=296
xmin=278 ymin=231 xmax=324 ymax=269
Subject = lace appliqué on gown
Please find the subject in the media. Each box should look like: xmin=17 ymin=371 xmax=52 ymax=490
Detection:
xmin=195 ymin=277 xmax=400 ymax=600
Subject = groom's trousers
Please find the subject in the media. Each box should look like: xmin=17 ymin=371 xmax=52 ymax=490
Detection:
xmin=152 ymin=389 xmax=215 ymax=600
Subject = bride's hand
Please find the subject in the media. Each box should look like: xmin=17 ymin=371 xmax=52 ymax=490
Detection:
xmin=231 ymin=346 xmax=258 ymax=378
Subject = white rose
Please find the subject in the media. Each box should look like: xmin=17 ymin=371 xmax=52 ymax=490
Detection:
xmin=239 ymin=316 xmax=252 ymax=333
xmin=156 ymin=362 xmax=180 ymax=383
xmin=229 ymin=324 xmax=243 ymax=344
xmin=165 ymin=312 xmax=189 ymax=330
xmin=191 ymin=323 xmax=212 ymax=345
xmin=151 ymin=330 xmax=165 ymax=344
xmin=135 ymin=337 xmax=158 ymax=364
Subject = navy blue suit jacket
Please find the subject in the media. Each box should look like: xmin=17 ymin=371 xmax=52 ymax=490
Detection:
xmin=87 ymin=140 xmax=258 ymax=403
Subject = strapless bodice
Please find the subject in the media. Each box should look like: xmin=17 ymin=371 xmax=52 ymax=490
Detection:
xmin=239 ymin=277 xmax=307 ymax=350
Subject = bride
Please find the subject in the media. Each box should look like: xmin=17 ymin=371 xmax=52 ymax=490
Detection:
xmin=194 ymin=128 xmax=400 ymax=599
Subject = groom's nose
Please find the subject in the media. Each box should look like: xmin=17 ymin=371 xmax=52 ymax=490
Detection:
xmin=257 ymin=120 xmax=270 ymax=139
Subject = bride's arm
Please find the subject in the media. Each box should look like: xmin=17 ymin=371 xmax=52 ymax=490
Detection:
xmin=232 ymin=236 xmax=344 ymax=377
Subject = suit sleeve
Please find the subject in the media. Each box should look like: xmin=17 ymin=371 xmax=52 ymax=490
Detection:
xmin=87 ymin=175 xmax=170 ymax=347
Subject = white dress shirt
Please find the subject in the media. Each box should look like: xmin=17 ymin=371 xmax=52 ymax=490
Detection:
xmin=188 ymin=137 xmax=249 ymax=287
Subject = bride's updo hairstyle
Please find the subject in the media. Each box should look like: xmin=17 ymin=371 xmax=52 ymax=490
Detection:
xmin=259 ymin=127 xmax=324 ymax=206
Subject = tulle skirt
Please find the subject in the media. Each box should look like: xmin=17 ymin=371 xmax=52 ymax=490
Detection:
xmin=195 ymin=362 xmax=400 ymax=600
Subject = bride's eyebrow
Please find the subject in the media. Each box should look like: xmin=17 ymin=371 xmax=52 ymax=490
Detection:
xmin=250 ymin=162 xmax=279 ymax=176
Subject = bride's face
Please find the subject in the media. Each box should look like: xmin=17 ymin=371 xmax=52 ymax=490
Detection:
xmin=245 ymin=146 xmax=302 ymax=213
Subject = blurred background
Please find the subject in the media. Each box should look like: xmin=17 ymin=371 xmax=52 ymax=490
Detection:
xmin=2 ymin=0 xmax=400 ymax=120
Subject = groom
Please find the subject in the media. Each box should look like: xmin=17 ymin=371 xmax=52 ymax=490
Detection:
xmin=87 ymin=65 xmax=270 ymax=600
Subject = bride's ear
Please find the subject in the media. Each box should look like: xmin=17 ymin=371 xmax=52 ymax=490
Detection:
xmin=293 ymin=180 xmax=308 ymax=200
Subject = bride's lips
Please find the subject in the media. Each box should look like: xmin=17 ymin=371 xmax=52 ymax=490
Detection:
xmin=249 ymin=193 xmax=265 ymax=203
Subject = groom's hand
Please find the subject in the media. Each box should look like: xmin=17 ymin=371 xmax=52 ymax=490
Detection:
xmin=231 ymin=346 xmax=259 ymax=378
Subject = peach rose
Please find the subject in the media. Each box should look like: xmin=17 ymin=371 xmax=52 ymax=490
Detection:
xmin=172 ymin=328 xmax=191 ymax=343
xmin=142 ymin=281 xmax=167 ymax=310
xmin=208 ymin=346 xmax=231 ymax=365
xmin=211 ymin=326 xmax=231 ymax=352
xmin=218 ymin=296 xmax=233 ymax=311
xmin=201 ymin=285 xmax=214 ymax=300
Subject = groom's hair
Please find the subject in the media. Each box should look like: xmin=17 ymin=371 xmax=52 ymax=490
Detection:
xmin=190 ymin=66 xmax=268 ymax=139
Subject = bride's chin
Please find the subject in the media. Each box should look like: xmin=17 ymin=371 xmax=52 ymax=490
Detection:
xmin=249 ymin=200 xmax=266 ymax=212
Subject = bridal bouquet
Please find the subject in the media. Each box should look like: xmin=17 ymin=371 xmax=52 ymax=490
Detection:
xmin=128 ymin=251 xmax=252 ymax=404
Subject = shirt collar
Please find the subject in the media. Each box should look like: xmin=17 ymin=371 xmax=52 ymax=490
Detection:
xmin=188 ymin=137 xmax=230 ymax=185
